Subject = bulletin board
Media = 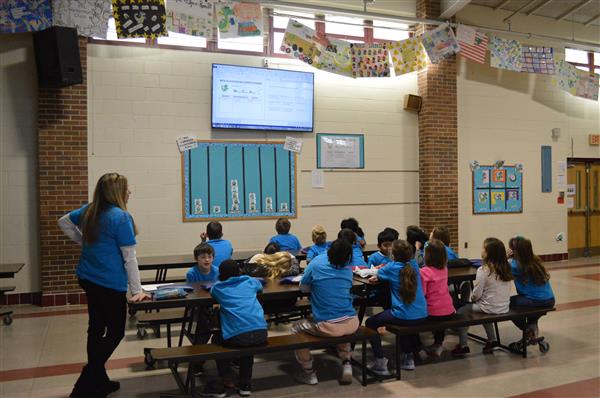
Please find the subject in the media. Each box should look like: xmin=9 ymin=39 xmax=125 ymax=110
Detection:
xmin=473 ymin=165 xmax=523 ymax=214
xmin=182 ymin=141 xmax=297 ymax=221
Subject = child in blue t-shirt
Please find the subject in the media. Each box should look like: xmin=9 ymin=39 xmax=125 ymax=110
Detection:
xmin=338 ymin=228 xmax=367 ymax=267
xmin=306 ymin=225 xmax=329 ymax=264
xmin=204 ymin=260 xmax=267 ymax=397
xmin=186 ymin=243 xmax=219 ymax=349
xmin=507 ymin=237 xmax=555 ymax=351
xmin=430 ymin=226 xmax=458 ymax=261
xmin=341 ymin=217 xmax=366 ymax=248
xmin=367 ymin=229 xmax=397 ymax=268
xmin=200 ymin=221 xmax=233 ymax=267
xmin=366 ymin=240 xmax=428 ymax=373
xmin=292 ymin=239 xmax=358 ymax=386
xmin=269 ymin=218 xmax=302 ymax=254
xmin=186 ymin=243 xmax=219 ymax=283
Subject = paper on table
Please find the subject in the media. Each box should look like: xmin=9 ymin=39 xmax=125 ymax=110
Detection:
xmin=142 ymin=283 xmax=176 ymax=291
xmin=311 ymin=169 xmax=324 ymax=188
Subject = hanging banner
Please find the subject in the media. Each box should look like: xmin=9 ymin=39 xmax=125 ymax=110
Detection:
xmin=166 ymin=0 xmax=214 ymax=38
xmin=387 ymin=37 xmax=428 ymax=75
xmin=112 ymin=0 xmax=167 ymax=38
xmin=216 ymin=1 xmax=262 ymax=39
xmin=280 ymin=19 xmax=323 ymax=65
xmin=350 ymin=42 xmax=390 ymax=78
xmin=0 ymin=0 xmax=52 ymax=33
xmin=52 ymin=0 xmax=111 ymax=38
xmin=315 ymin=37 xmax=353 ymax=77
xmin=489 ymin=36 xmax=522 ymax=72
xmin=575 ymin=70 xmax=599 ymax=101
xmin=458 ymin=28 xmax=488 ymax=65
xmin=420 ymin=23 xmax=460 ymax=64
xmin=520 ymin=46 xmax=554 ymax=74
xmin=552 ymin=60 xmax=578 ymax=95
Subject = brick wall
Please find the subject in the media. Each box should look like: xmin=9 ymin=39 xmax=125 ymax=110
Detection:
xmin=37 ymin=37 xmax=88 ymax=306
xmin=416 ymin=0 xmax=459 ymax=250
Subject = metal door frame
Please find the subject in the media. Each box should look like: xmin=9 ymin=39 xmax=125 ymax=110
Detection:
xmin=568 ymin=158 xmax=600 ymax=258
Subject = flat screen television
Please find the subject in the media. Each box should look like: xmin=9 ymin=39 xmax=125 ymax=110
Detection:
xmin=211 ymin=63 xmax=314 ymax=132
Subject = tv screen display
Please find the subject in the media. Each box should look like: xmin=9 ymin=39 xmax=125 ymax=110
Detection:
xmin=211 ymin=64 xmax=314 ymax=132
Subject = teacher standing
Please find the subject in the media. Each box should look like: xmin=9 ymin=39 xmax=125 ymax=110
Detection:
xmin=58 ymin=173 xmax=149 ymax=398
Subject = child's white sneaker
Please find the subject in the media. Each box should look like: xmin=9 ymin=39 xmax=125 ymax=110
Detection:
xmin=340 ymin=361 xmax=353 ymax=385
xmin=401 ymin=353 xmax=415 ymax=370
xmin=368 ymin=357 xmax=391 ymax=376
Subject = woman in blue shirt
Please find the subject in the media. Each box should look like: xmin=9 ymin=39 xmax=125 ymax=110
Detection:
xmin=507 ymin=237 xmax=555 ymax=350
xmin=367 ymin=240 xmax=428 ymax=373
xmin=58 ymin=173 xmax=149 ymax=398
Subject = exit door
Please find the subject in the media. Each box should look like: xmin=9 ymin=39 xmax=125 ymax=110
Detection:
xmin=567 ymin=159 xmax=600 ymax=258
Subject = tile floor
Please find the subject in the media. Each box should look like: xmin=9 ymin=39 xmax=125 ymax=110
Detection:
xmin=1 ymin=257 xmax=599 ymax=398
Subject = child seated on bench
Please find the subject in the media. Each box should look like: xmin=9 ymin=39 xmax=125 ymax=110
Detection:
xmin=292 ymin=239 xmax=358 ymax=386
xmin=187 ymin=243 xmax=219 ymax=283
xmin=340 ymin=217 xmax=366 ymax=248
xmin=507 ymin=237 xmax=555 ymax=350
xmin=204 ymin=260 xmax=268 ymax=398
xmin=366 ymin=240 xmax=428 ymax=373
xmin=452 ymin=238 xmax=513 ymax=357
xmin=338 ymin=228 xmax=367 ymax=267
xmin=268 ymin=217 xmax=302 ymax=255
xmin=306 ymin=225 xmax=329 ymax=264
xmin=419 ymin=239 xmax=456 ymax=358
xmin=200 ymin=221 xmax=233 ymax=267
xmin=367 ymin=229 xmax=396 ymax=268
xmin=187 ymin=243 xmax=220 ymax=350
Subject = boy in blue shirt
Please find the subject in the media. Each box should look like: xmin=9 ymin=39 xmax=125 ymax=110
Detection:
xmin=186 ymin=243 xmax=219 ymax=283
xmin=367 ymin=229 xmax=397 ymax=268
xmin=200 ymin=221 xmax=233 ymax=267
xmin=306 ymin=225 xmax=328 ymax=264
xmin=203 ymin=260 xmax=267 ymax=398
xmin=268 ymin=218 xmax=302 ymax=254
xmin=338 ymin=228 xmax=366 ymax=267
xmin=430 ymin=226 xmax=458 ymax=261
xmin=292 ymin=239 xmax=358 ymax=386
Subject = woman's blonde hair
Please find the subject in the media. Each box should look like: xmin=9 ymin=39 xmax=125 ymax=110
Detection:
xmin=81 ymin=173 xmax=137 ymax=244
xmin=312 ymin=225 xmax=327 ymax=244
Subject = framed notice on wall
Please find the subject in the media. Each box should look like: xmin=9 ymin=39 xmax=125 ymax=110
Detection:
xmin=182 ymin=141 xmax=297 ymax=222
xmin=473 ymin=165 xmax=523 ymax=214
xmin=316 ymin=134 xmax=364 ymax=169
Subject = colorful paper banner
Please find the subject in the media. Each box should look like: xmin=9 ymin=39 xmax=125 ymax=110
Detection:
xmin=166 ymin=0 xmax=214 ymax=38
xmin=0 ymin=0 xmax=52 ymax=33
xmin=420 ymin=23 xmax=460 ymax=64
xmin=489 ymin=36 xmax=522 ymax=71
xmin=112 ymin=0 xmax=167 ymax=38
xmin=521 ymin=46 xmax=554 ymax=74
xmin=350 ymin=43 xmax=390 ymax=78
xmin=217 ymin=1 xmax=262 ymax=39
xmin=387 ymin=37 xmax=428 ymax=75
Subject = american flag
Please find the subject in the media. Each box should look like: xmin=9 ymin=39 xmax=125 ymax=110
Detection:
xmin=459 ymin=31 xmax=489 ymax=65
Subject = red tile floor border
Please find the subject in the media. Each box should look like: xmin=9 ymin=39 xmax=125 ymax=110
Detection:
xmin=12 ymin=308 xmax=89 ymax=319
xmin=509 ymin=376 xmax=600 ymax=398
xmin=573 ymin=273 xmax=600 ymax=282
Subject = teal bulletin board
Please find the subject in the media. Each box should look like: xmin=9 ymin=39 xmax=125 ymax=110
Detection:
xmin=182 ymin=141 xmax=297 ymax=221
xmin=473 ymin=165 xmax=523 ymax=214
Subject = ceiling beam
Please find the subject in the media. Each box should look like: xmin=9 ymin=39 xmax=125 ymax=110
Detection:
xmin=556 ymin=0 xmax=593 ymax=21
xmin=494 ymin=0 xmax=511 ymax=10
xmin=503 ymin=0 xmax=537 ymax=22
xmin=526 ymin=0 xmax=553 ymax=16
xmin=440 ymin=0 xmax=472 ymax=19
xmin=584 ymin=12 xmax=600 ymax=26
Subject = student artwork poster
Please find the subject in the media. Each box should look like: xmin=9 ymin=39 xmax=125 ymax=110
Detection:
xmin=216 ymin=1 xmax=262 ymax=39
xmin=420 ymin=23 xmax=460 ymax=64
xmin=350 ymin=43 xmax=390 ymax=78
xmin=166 ymin=0 xmax=213 ymax=38
xmin=0 ymin=0 xmax=52 ymax=33
xmin=505 ymin=166 xmax=522 ymax=188
xmin=490 ymin=169 xmax=506 ymax=188
xmin=506 ymin=189 xmax=521 ymax=212
xmin=281 ymin=19 xmax=323 ymax=65
xmin=52 ymin=0 xmax=112 ymax=38
xmin=474 ymin=189 xmax=491 ymax=213
xmin=474 ymin=167 xmax=491 ymax=188
xmin=112 ymin=0 xmax=167 ymax=38
xmin=314 ymin=37 xmax=353 ymax=77
xmin=490 ymin=190 xmax=506 ymax=212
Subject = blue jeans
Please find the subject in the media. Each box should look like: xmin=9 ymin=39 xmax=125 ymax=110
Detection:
xmin=365 ymin=309 xmax=424 ymax=358
xmin=510 ymin=295 xmax=555 ymax=330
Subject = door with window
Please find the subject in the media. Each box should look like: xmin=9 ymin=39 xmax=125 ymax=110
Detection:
xmin=568 ymin=160 xmax=600 ymax=258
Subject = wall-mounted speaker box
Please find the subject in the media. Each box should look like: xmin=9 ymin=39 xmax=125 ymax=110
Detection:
xmin=404 ymin=94 xmax=422 ymax=112
xmin=33 ymin=26 xmax=82 ymax=88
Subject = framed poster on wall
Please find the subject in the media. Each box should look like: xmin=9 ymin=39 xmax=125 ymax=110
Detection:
xmin=473 ymin=165 xmax=523 ymax=214
xmin=316 ymin=133 xmax=364 ymax=169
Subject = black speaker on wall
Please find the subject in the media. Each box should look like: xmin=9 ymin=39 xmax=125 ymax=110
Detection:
xmin=33 ymin=26 xmax=82 ymax=88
